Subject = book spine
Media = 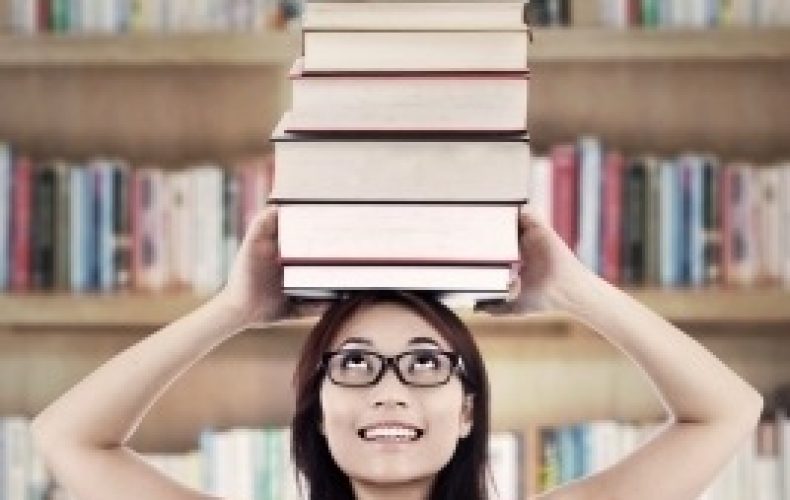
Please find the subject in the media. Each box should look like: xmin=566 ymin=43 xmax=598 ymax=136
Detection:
xmin=0 ymin=144 xmax=11 ymax=291
xmin=113 ymin=163 xmax=132 ymax=289
xmin=622 ymin=159 xmax=646 ymax=284
xmin=551 ymin=145 xmax=578 ymax=252
xmin=31 ymin=165 xmax=55 ymax=289
xmin=11 ymin=155 xmax=32 ymax=292
xmin=601 ymin=151 xmax=624 ymax=285
xmin=53 ymin=162 xmax=71 ymax=290
xmin=577 ymin=136 xmax=602 ymax=274
xmin=702 ymin=158 xmax=723 ymax=285
xmin=644 ymin=157 xmax=662 ymax=285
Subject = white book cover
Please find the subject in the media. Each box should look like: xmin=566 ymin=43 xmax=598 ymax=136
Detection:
xmin=781 ymin=164 xmax=790 ymax=288
xmin=69 ymin=168 xmax=85 ymax=291
xmin=3 ymin=417 xmax=30 ymax=500
xmin=284 ymin=265 xmax=514 ymax=293
xmin=755 ymin=168 xmax=783 ymax=283
xmin=528 ymin=156 xmax=552 ymax=224
xmin=193 ymin=167 xmax=224 ymax=293
xmin=279 ymin=204 xmax=519 ymax=263
xmin=488 ymin=431 xmax=520 ymax=500
xmin=165 ymin=171 xmax=195 ymax=288
xmin=577 ymin=136 xmax=602 ymax=274
xmin=0 ymin=143 xmax=10 ymax=290
xmin=779 ymin=410 xmax=790 ymax=500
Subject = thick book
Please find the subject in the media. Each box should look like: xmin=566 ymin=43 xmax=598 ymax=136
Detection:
xmin=577 ymin=136 xmax=602 ymax=274
xmin=302 ymin=30 xmax=530 ymax=73
xmin=287 ymin=59 xmax=529 ymax=132
xmin=622 ymin=158 xmax=646 ymax=285
xmin=283 ymin=265 xmax=515 ymax=296
xmin=277 ymin=204 xmax=519 ymax=264
xmin=302 ymin=2 xmax=530 ymax=31
xmin=270 ymin=122 xmax=530 ymax=204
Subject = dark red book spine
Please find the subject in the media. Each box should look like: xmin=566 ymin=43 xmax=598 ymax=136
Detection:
xmin=601 ymin=151 xmax=625 ymax=285
xmin=551 ymin=145 xmax=578 ymax=252
xmin=37 ymin=0 xmax=51 ymax=32
xmin=11 ymin=155 xmax=32 ymax=291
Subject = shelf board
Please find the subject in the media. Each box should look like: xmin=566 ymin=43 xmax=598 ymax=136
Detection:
xmin=0 ymin=31 xmax=301 ymax=67
xmin=1 ymin=28 xmax=789 ymax=67
xmin=530 ymin=27 xmax=790 ymax=62
xmin=0 ymin=288 xmax=788 ymax=330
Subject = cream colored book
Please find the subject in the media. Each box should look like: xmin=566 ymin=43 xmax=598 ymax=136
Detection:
xmin=303 ymin=30 xmax=530 ymax=73
xmin=270 ymin=117 xmax=530 ymax=203
xmin=287 ymin=59 xmax=529 ymax=132
xmin=302 ymin=2 xmax=530 ymax=31
xmin=278 ymin=204 xmax=519 ymax=263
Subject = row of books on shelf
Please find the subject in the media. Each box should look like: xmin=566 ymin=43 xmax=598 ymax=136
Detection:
xmin=534 ymin=139 xmax=790 ymax=289
xmin=598 ymin=0 xmax=790 ymax=28
xmin=535 ymin=410 xmax=790 ymax=500
xmin=7 ymin=0 xmax=301 ymax=35
xmin=3 ymin=412 xmax=790 ymax=500
xmin=529 ymin=0 xmax=790 ymax=27
xmin=0 ymin=144 xmax=272 ymax=293
xmin=1 ymin=140 xmax=789 ymax=295
xmin=0 ymin=418 xmax=521 ymax=500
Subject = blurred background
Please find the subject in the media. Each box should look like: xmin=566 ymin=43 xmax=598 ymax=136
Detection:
xmin=0 ymin=0 xmax=789 ymax=499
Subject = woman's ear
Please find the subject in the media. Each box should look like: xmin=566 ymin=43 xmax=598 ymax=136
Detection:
xmin=460 ymin=394 xmax=474 ymax=438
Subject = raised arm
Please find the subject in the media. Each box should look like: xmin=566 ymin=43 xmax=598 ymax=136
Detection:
xmin=480 ymin=207 xmax=763 ymax=500
xmin=31 ymin=207 xmax=294 ymax=500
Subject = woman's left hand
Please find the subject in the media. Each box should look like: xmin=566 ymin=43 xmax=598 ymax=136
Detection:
xmin=478 ymin=205 xmax=602 ymax=315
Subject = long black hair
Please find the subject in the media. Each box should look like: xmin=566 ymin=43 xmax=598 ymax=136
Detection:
xmin=290 ymin=290 xmax=492 ymax=500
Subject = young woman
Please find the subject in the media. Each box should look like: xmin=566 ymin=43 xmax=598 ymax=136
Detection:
xmin=31 ymin=206 xmax=763 ymax=500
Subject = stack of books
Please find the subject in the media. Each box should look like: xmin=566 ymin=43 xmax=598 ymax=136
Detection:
xmin=270 ymin=2 xmax=532 ymax=305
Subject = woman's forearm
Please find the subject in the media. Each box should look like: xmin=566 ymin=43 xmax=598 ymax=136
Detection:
xmin=31 ymin=294 xmax=253 ymax=451
xmin=554 ymin=272 xmax=763 ymax=425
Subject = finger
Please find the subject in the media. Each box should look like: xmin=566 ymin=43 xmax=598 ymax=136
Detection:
xmin=288 ymin=298 xmax=333 ymax=318
xmin=248 ymin=205 xmax=279 ymax=239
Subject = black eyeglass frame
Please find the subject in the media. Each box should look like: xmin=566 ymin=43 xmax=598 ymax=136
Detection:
xmin=319 ymin=349 xmax=468 ymax=388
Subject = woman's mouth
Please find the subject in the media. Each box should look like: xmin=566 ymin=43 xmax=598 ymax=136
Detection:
xmin=358 ymin=424 xmax=425 ymax=442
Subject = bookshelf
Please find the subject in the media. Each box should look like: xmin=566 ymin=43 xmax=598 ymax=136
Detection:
xmin=1 ymin=12 xmax=790 ymax=497
xmin=2 ymin=28 xmax=790 ymax=66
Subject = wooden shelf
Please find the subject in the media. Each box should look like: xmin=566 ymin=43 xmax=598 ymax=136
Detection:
xmin=530 ymin=27 xmax=790 ymax=62
xmin=1 ymin=28 xmax=790 ymax=67
xmin=0 ymin=31 xmax=301 ymax=67
xmin=1 ymin=287 xmax=788 ymax=331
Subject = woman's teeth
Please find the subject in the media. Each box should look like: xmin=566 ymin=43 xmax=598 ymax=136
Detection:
xmin=358 ymin=427 xmax=424 ymax=442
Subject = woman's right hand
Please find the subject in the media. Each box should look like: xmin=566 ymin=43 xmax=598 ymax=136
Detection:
xmin=215 ymin=206 xmax=289 ymax=326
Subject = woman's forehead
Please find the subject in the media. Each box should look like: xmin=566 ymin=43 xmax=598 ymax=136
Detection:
xmin=330 ymin=302 xmax=451 ymax=351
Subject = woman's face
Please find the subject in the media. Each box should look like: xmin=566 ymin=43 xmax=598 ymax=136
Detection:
xmin=319 ymin=301 xmax=474 ymax=488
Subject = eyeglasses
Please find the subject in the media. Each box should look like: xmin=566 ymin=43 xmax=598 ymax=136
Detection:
xmin=320 ymin=349 xmax=466 ymax=388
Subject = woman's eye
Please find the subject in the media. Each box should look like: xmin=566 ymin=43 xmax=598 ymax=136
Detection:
xmin=341 ymin=354 xmax=370 ymax=370
xmin=411 ymin=354 xmax=439 ymax=370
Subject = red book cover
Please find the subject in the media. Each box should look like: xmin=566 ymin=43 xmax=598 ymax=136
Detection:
xmin=628 ymin=0 xmax=642 ymax=26
xmin=37 ymin=0 xmax=51 ymax=32
xmin=601 ymin=151 xmax=625 ymax=285
xmin=551 ymin=145 xmax=578 ymax=252
xmin=11 ymin=155 xmax=32 ymax=291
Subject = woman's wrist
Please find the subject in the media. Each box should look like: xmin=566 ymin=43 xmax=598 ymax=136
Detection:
xmin=546 ymin=266 xmax=614 ymax=319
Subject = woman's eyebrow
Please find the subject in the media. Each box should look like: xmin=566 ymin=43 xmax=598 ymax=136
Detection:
xmin=408 ymin=337 xmax=441 ymax=348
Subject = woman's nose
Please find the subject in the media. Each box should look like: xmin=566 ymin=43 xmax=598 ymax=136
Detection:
xmin=369 ymin=365 xmax=410 ymax=407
